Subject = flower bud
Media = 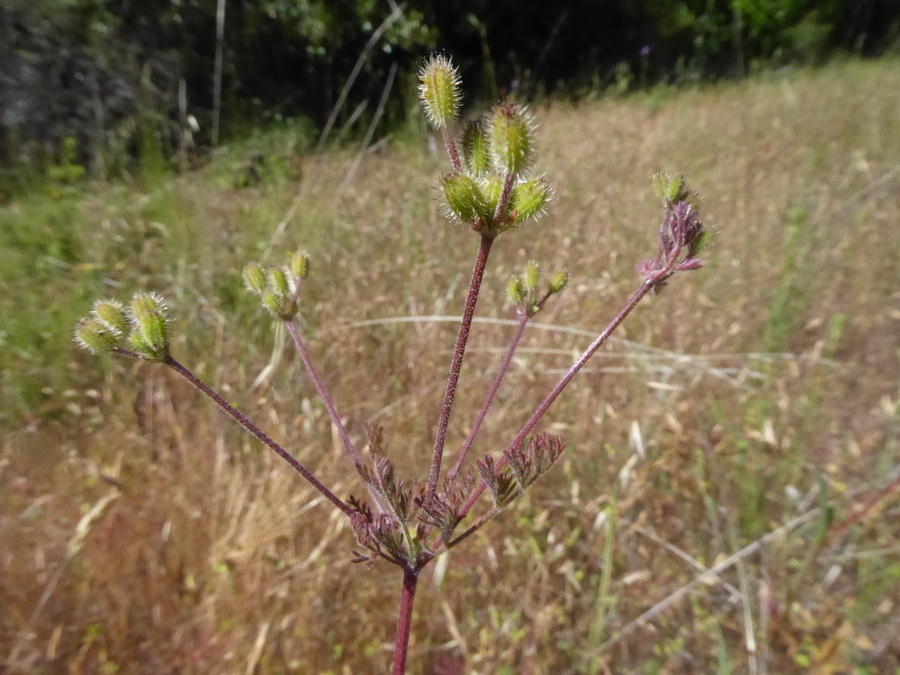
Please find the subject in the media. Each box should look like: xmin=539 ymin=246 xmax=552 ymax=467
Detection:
xmin=524 ymin=261 xmax=539 ymax=292
xmin=442 ymin=172 xmax=488 ymax=224
xmin=91 ymin=299 xmax=128 ymax=337
xmin=74 ymin=318 xmax=118 ymax=355
xmin=510 ymin=176 xmax=551 ymax=223
xmin=549 ymin=270 xmax=569 ymax=294
xmin=290 ymin=250 xmax=311 ymax=279
xmin=418 ymin=55 xmax=461 ymax=129
xmin=242 ymin=263 xmax=266 ymax=294
xmin=508 ymin=276 xmax=527 ymax=303
xmin=461 ymin=119 xmax=491 ymax=176
xmin=487 ymin=102 xmax=534 ymax=177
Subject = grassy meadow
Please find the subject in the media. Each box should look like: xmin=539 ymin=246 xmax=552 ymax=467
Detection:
xmin=2 ymin=58 xmax=899 ymax=673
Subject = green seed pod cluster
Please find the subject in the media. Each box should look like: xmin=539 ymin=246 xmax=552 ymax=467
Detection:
xmin=507 ymin=262 xmax=569 ymax=317
xmin=74 ymin=292 xmax=173 ymax=361
xmin=420 ymin=52 xmax=552 ymax=238
xmin=241 ymin=249 xmax=311 ymax=320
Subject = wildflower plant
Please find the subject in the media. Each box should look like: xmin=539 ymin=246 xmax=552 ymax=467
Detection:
xmin=75 ymin=54 xmax=710 ymax=673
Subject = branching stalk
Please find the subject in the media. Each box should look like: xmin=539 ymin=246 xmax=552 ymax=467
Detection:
xmin=163 ymin=354 xmax=353 ymax=517
xmin=285 ymin=320 xmax=362 ymax=468
xmin=458 ymin=278 xmax=656 ymax=519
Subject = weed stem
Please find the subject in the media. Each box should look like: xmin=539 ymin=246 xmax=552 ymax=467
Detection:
xmin=163 ymin=355 xmax=352 ymax=517
xmin=447 ymin=308 xmax=529 ymax=484
xmin=426 ymin=235 xmax=494 ymax=501
xmin=392 ymin=567 xmax=420 ymax=675
xmin=459 ymin=278 xmax=655 ymax=518
xmin=285 ymin=320 xmax=363 ymax=469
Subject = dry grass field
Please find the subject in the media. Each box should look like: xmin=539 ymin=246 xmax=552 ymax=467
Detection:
xmin=2 ymin=58 xmax=899 ymax=673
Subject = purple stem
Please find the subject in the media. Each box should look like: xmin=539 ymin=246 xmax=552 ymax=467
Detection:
xmin=285 ymin=320 xmax=362 ymax=469
xmin=458 ymin=278 xmax=656 ymax=519
xmin=391 ymin=567 xmax=420 ymax=675
xmin=163 ymin=354 xmax=353 ymax=517
xmin=446 ymin=308 xmax=529 ymax=485
xmin=425 ymin=234 xmax=494 ymax=501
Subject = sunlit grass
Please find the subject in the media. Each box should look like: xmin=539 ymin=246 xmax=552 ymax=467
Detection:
xmin=2 ymin=58 xmax=899 ymax=673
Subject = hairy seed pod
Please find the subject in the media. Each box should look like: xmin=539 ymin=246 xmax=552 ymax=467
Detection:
xmin=91 ymin=299 xmax=128 ymax=337
xmin=510 ymin=177 xmax=551 ymax=223
xmin=129 ymin=292 xmax=170 ymax=359
xmin=74 ymin=318 xmax=118 ymax=354
xmin=461 ymin=119 xmax=491 ymax=176
xmin=242 ymin=263 xmax=266 ymax=294
xmin=418 ymin=55 xmax=462 ymax=129
xmin=442 ymin=172 xmax=488 ymax=224
xmin=508 ymin=276 xmax=527 ymax=303
xmin=267 ymin=267 xmax=290 ymax=296
xmin=290 ymin=250 xmax=311 ymax=279
xmin=524 ymin=261 xmax=539 ymax=292
xmin=487 ymin=102 xmax=535 ymax=177
xmin=549 ymin=270 xmax=569 ymax=294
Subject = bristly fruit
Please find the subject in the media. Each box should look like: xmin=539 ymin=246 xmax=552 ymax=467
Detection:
xmin=74 ymin=317 xmax=118 ymax=355
xmin=290 ymin=250 xmax=311 ymax=279
xmin=128 ymin=292 xmax=170 ymax=361
xmin=441 ymin=172 xmax=488 ymax=224
xmin=509 ymin=176 xmax=551 ymax=224
xmin=524 ymin=261 xmax=539 ymax=292
xmin=91 ymin=299 xmax=128 ymax=337
xmin=461 ymin=119 xmax=491 ymax=176
xmin=418 ymin=54 xmax=462 ymax=129
xmin=548 ymin=270 xmax=569 ymax=294
xmin=487 ymin=101 xmax=535 ymax=177
xmin=508 ymin=276 xmax=527 ymax=304
xmin=242 ymin=263 xmax=267 ymax=294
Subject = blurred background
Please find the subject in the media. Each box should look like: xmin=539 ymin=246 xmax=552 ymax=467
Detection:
xmin=1 ymin=0 xmax=898 ymax=187
xmin=2 ymin=2 xmax=899 ymax=674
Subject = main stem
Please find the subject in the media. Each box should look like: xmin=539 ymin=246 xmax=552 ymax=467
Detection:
xmin=425 ymin=234 xmax=494 ymax=500
xmin=392 ymin=567 xmax=420 ymax=675
xmin=447 ymin=308 xmax=529 ymax=484
xmin=163 ymin=355 xmax=353 ymax=517
xmin=458 ymin=278 xmax=655 ymax=519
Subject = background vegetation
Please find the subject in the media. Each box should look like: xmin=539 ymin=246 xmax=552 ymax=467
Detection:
xmin=2 ymin=0 xmax=899 ymax=190
xmin=2 ymin=55 xmax=899 ymax=671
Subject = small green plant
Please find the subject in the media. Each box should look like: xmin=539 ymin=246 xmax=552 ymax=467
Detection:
xmin=74 ymin=54 xmax=711 ymax=673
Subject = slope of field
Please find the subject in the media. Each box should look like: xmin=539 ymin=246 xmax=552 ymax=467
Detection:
xmin=2 ymin=58 xmax=899 ymax=673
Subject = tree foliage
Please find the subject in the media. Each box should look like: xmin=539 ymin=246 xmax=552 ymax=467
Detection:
xmin=1 ymin=0 xmax=897 ymax=180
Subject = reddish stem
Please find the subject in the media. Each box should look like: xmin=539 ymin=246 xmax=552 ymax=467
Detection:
xmin=163 ymin=355 xmax=353 ymax=517
xmin=285 ymin=321 xmax=362 ymax=469
xmin=425 ymin=235 xmax=494 ymax=500
xmin=447 ymin=308 xmax=529 ymax=485
xmin=443 ymin=129 xmax=461 ymax=171
xmin=458 ymin=278 xmax=655 ymax=519
xmin=392 ymin=567 xmax=420 ymax=675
